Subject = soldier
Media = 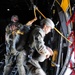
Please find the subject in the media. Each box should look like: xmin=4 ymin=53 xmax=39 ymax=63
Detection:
xmin=3 ymin=15 xmax=26 ymax=75
xmin=27 ymin=18 xmax=55 ymax=75
xmin=4 ymin=15 xmax=37 ymax=75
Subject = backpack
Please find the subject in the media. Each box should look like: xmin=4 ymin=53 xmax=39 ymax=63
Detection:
xmin=15 ymin=24 xmax=39 ymax=51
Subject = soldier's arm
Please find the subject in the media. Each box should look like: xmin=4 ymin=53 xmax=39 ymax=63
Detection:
xmin=34 ymin=31 xmax=53 ymax=58
xmin=5 ymin=25 xmax=11 ymax=34
xmin=5 ymin=26 xmax=9 ymax=32
xmin=26 ymin=17 xmax=37 ymax=26
xmin=5 ymin=25 xmax=11 ymax=42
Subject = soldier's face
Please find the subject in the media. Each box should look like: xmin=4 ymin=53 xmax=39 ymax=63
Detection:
xmin=46 ymin=26 xmax=52 ymax=34
xmin=44 ymin=25 xmax=52 ymax=34
xmin=11 ymin=17 xmax=18 ymax=22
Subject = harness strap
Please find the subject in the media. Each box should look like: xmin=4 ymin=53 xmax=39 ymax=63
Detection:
xmin=12 ymin=30 xmax=24 ymax=35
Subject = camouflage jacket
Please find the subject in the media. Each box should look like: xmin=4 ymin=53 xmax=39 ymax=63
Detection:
xmin=5 ymin=22 xmax=23 ymax=34
xmin=29 ymin=27 xmax=50 ymax=62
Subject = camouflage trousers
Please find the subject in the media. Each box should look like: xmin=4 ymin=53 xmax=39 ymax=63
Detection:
xmin=27 ymin=58 xmax=46 ymax=75
xmin=3 ymin=50 xmax=26 ymax=75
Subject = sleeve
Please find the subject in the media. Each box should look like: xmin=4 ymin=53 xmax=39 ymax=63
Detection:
xmin=5 ymin=25 xmax=11 ymax=34
xmin=5 ymin=25 xmax=10 ymax=42
xmin=5 ymin=26 xmax=9 ymax=32
xmin=34 ymin=30 xmax=50 ymax=56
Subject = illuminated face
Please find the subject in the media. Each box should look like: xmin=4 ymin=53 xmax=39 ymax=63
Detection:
xmin=12 ymin=17 xmax=18 ymax=22
xmin=43 ymin=25 xmax=52 ymax=34
xmin=11 ymin=15 xmax=19 ymax=22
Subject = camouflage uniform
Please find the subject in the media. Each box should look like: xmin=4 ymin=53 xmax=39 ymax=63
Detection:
xmin=3 ymin=22 xmax=26 ymax=75
xmin=27 ymin=27 xmax=51 ymax=75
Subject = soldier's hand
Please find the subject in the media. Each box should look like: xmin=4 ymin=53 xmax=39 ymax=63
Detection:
xmin=46 ymin=47 xmax=53 ymax=58
xmin=26 ymin=17 xmax=37 ymax=26
xmin=34 ymin=17 xmax=37 ymax=21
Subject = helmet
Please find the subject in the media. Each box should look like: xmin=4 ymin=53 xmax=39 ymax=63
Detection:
xmin=11 ymin=15 xmax=19 ymax=22
xmin=40 ymin=18 xmax=55 ymax=29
